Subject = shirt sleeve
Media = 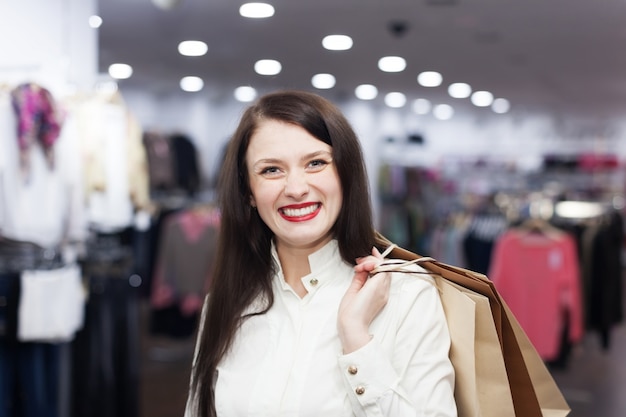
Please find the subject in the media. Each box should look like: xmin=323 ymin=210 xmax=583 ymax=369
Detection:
xmin=337 ymin=275 xmax=457 ymax=417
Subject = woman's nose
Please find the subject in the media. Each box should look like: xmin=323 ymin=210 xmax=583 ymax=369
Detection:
xmin=284 ymin=171 xmax=309 ymax=198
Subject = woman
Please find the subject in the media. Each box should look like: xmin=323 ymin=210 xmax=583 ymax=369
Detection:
xmin=186 ymin=90 xmax=456 ymax=417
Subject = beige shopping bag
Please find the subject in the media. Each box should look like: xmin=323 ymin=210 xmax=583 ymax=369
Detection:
xmin=375 ymin=233 xmax=570 ymax=417
xmin=438 ymin=278 xmax=515 ymax=417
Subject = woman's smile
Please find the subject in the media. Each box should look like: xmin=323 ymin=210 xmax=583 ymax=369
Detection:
xmin=279 ymin=203 xmax=321 ymax=221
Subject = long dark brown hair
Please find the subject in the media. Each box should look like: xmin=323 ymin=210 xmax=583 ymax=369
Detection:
xmin=189 ymin=90 xmax=376 ymax=416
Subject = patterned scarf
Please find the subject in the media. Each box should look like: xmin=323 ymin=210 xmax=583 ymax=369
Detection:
xmin=10 ymin=83 xmax=63 ymax=180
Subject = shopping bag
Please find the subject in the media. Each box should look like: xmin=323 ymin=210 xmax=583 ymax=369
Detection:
xmin=374 ymin=233 xmax=570 ymax=417
xmin=438 ymin=277 xmax=515 ymax=417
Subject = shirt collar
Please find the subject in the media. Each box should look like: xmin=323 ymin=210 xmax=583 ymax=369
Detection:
xmin=271 ymin=239 xmax=351 ymax=294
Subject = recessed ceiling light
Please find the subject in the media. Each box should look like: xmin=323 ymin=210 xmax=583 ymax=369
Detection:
xmin=417 ymin=71 xmax=442 ymax=87
xmin=322 ymin=35 xmax=353 ymax=51
xmin=492 ymin=98 xmax=510 ymax=113
xmin=152 ymin=0 xmax=183 ymax=10
xmin=412 ymin=98 xmax=431 ymax=115
xmin=384 ymin=92 xmax=406 ymax=108
xmin=433 ymin=104 xmax=454 ymax=120
xmin=234 ymin=86 xmax=257 ymax=102
xmin=448 ymin=82 xmax=472 ymax=98
xmin=254 ymin=59 xmax=282 ymax=75
xmin=178 ymin=40 xmax=208 ymax=57
xmin=239 ymin=3 xmax=275 ymax=18
xmin=378 ymin=56 xmax=406 ymax=72
xmin=180 ymin=76 xmax=204 ymax=92
xmin=355 ymin=84 xmax=378 ymax=100
xmin=108 ymin=63 xmax=133 ymax=79
xmin=88 ymin=15 xmax=102 ymax=28
xmin=471 ymin=91 xmax=494 ymax=107
xmin=311 ymin=73 xmax=336 ymax=89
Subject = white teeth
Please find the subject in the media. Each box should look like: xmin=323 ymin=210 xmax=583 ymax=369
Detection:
xmin=282 ymin=204 xmax=318 ymax=217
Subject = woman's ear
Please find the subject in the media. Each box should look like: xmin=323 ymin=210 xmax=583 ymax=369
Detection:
xmin=250 ymin=196 xmax=256 ymax=208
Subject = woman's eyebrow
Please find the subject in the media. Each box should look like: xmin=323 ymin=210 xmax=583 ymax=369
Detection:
xmin=302 ymin=150 xmax=332 ymax=161
xmin=253 ymin=150 xmax=332 ymax=167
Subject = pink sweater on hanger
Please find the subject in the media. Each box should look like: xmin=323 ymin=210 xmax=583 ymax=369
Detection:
xmin=488 ymin=229 xmax=584 ymax=361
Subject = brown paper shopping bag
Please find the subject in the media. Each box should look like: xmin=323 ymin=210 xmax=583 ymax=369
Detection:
xmin=374 ymin=233 xmax=570 ymax=417
xmin=438 ymin=278 xmax=515 ymax=417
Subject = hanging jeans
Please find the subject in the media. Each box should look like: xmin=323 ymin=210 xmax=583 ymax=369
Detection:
xmin=0 ymin=272 xmax=62 ymax=417
xmin=71 ymin=260 xmax=140 ymax=417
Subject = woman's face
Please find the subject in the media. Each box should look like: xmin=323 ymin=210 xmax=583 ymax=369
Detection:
xmin=246 ymin=119 xmax=342 ymax=254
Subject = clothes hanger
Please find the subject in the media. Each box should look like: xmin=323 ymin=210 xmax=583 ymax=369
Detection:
xmin=517 ymin=217 xmax=565 ymax=240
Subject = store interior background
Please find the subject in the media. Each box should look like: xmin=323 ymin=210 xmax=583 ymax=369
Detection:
xmin=2 ymin=0 xmax=626 ymax=416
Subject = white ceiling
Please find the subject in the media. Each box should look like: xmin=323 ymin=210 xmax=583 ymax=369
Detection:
xmin=97 ymin=0 xmax=626 ymax=120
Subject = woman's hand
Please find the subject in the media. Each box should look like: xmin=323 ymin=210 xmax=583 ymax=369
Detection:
xmin=337 ymin=247 xmax=392 ymax=354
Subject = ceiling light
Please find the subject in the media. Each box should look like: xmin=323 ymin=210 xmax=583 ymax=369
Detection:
xmin=555 ymin=201 xmax=605 ymax=219
xmin=471 ymin=90 xmax=494 ymax=107
xmin=417 ymin=71 xmax=442 ymax=87
xmin=88 ymin=15 xmax=102 ymax=29
xmin=384 ymin=92 xmax=406 ymax=108
xmin=378 ymin=56 xmax=406 ymax=73
xmin=492 ymin=98 xmax=510 ymax=114
xmin=433 ymin=104 xmax=454 ymax=120
xmin=152 ymin=0 xmax=183 ymax=10
xmin=412 ymin=98 xmax=431 ymax=115
xmin=254 ymin=59 xmax=282 ymax=75
xmin=311 ymin=73 xmax=336 ymax=89
xmin=180 ymin=76 xmax=204 ymax=92
xmin=178 ymin=40 xmax=208 ymax=57
xmin=108 ymin=63 xmax=133 ymax=79
xmin=239 ymin=3 xmax=275 ymax=18
xmin=448 ymin=82 xmax=471 ymax=98
xmin=355 ymin=84 xmax=378 ymax=100
xmin=234 ymin=86 xmax=257 ymax=102
xmin=322 ymin=35 xmax=353 ymax=51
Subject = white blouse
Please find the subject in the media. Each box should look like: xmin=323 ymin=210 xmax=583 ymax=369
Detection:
xmin=190 ymin=239 xmax=457 ymax=417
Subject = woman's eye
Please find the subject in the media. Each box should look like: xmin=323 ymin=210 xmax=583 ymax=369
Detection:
xmin=260 ymin=166 xmax=281 ymax=175
xmin=308 ymin=159 xmax=329 ymax=170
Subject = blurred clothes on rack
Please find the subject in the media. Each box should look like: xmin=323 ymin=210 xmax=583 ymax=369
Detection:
xmin=18 ymin=264 xmax=84 ymax=342
xmin=462 ymin=211 xmax=508 ymax=275
xmin=150 ymin=204 xmax=220 ymax=338
xmin=65 ymin=90 xmax=150 ymax=232
xmin=0 ymin=237 xmax=75 ymax=417
xmin=72 ymin=231 xmax=139 ymax=417
xmin=10 ymin=83 xmax=62 ymax=181
xmin=143 ymin=131 xmax=202 ymax=198
xmin=488 ymin=221 xmax=584 ymax=364
xmin=579 ymin=209 xmax=624 ymax=349
xmin=0 ymin=83 xmax=87 ymax=248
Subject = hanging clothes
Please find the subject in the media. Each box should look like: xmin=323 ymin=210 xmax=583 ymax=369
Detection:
xmin=0 ymin=85 xmax=87 ymax=248
xmin=150 ymin=205 xmax=220 ymax=338
xmin=66 ymin=90 xmax=150 ymax=232
xmin=10 ymin=83 xmax=62 ymax=181
xmin=579 ymin=210 xmax=624 ymax=349
xmin=143 ymin=131 xmax=177 ymax=192
xmin=488 ymin=225 xmax=584 ymax=363
xmin=170 ymin=133 xmax=201 ymax=197
xmin=72 ymin=232 xmax=140 ymax=417
xmin=462 ymin=212 xmax=508 ymax=275
xmin=0 ymin=238 xmax=71 ymax=417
